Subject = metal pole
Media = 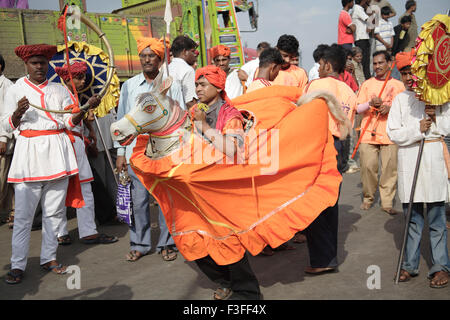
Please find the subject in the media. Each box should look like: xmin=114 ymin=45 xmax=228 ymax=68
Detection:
xmin=93 ymin=114 xmax=119 ymax=186
xmin=394 ymin=138 xmax=425 ymax=284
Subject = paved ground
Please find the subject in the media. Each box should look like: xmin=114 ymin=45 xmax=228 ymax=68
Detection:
xmin=0 ymin=171 xmax=449 ymax=300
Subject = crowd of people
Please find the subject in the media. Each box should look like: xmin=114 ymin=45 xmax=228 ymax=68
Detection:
xmin=0 ymin=0 xmax=449 ymax=297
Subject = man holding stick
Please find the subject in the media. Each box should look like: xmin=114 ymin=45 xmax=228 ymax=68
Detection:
xmin=387 ymin=51 xmax=450 ymax=288
xmin=355 ymin=50 xmax=404 ymax=214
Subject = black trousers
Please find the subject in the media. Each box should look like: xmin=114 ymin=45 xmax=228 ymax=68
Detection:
xmin=195 ymin=254 xmax=261 ymax=300
xmin=355 ymin=39 xmax=371 ymax=80
xmin=303 ymin=138 xmax=343 ymax=269
xmin=304 ymin=201 xmax=339 ymax=268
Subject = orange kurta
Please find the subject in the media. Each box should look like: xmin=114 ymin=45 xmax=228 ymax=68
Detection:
xmin=304 ymin=77 xmax=357 ymax=138
xmin=357 ymin=77 xmax=405 ymax=144
xmin=246 ymin=78 xmax=273 ymax=93
xmin=273 ymin=65 xmax=309 ymax=92
xmin=130 ymin=85 xmax=341 ymax=265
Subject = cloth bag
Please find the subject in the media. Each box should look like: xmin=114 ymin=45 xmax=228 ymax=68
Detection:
xmin=116 ymin=172 xmax=133 ymax=226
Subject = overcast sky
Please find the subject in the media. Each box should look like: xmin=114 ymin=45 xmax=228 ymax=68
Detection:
xmin=28 ymin=0 xmax=448 ymax=71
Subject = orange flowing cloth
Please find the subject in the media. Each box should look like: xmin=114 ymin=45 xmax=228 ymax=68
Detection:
xmin=130 ymin=85 xmax=342 ymax=265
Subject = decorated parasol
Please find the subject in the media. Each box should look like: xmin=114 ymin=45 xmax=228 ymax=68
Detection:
xmin=411 ymin=14 xmax=450 ymax=106
xmin=394 ymin=12 xmax=450 ymax=284
xmin=47 ymin=41 xmax=120 ymax=117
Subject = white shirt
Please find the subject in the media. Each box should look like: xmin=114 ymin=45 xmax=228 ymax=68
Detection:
xmin=308 ymin=63 xmax=320 ymax=82
xmin=1 ymin=77 xmax=78 ymax=182
xmin=352 ymin=4 xmax=370 ymax=41
xmin=375 ymin=18 xmax=395 ymax=51
xmin=225 ymin=68 xmax=243 ymax=99
xmin=168 ymin=57 xmax=196 ymax=104
xmin=0 ymin=74 xmax=14 ymax=153
xmin=387 ymin=90 xmax=450 ymax=203
xmin=240 ymin=58 xmax=259 ymax=88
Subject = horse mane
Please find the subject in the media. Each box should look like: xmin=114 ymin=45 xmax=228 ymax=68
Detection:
xmin=296 ymin=90 xmax=352 ymax=140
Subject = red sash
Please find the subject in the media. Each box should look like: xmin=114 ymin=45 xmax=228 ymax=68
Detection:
xmin=20 ymin=129 xmax=85 ymax=208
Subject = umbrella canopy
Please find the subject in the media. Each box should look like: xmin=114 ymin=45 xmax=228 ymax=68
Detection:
xmin=412 ymin=14 xmax=450 ymax=105
xmin=47 ymin=41 xmax=120 ymax=117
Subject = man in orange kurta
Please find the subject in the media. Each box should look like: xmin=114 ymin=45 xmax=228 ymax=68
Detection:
xmin=273 ymin=34 xmax=309 ymax=91
xmin=246 ymin=48 xmax=283 ymax=93
xmin=356 ymin=50 xmax=405 ymax=214
xmin=130 ymin=76 xmax=342 ymax=298
xmin=302 ymin=44 xmax=356 ymax=274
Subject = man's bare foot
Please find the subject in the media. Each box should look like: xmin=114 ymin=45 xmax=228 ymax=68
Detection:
xmin=430 ymin=271 xmax=449 ymax=288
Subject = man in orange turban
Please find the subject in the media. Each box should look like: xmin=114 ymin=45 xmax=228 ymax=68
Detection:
xmin=387 ymin=49 xmax=450 ymax=289
xmin=210 ymin=45 xmax=243 ymax=99
xmin=114 ymin=37 xmax=186 ymax=264
xmin=191 ymin=65 xmax=259 ymax=299
xmin=136 ymin=37 xmax=166 ymax=60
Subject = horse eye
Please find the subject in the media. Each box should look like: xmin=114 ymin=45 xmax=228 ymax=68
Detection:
xmin=143 ymin=104 xmax=156 ymax=113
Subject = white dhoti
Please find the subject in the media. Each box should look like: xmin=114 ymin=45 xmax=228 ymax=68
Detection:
xmin=58 ymin=182 xmax=97 ymax=239
xmin=58 ymin=132 xmax=97 ymax=239
xmin=11 ymin=178 xmax=68 ymax=270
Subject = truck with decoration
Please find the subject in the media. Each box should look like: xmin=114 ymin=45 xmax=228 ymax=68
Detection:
xmin=0 ymin=0 xmax=258 ymax=82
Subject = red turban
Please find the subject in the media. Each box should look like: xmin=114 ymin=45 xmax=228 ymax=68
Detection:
xmin=15 ymin=44 xmax=57 ymax=62
xmin=137 ymin=37 xmax=165 ymax=59
xmin=396 ymin=49 xmax=415 ymax=71
xmin=195 ymin=65 xmax=231 ymax=103
xmin=55 ymin=61 xmax=88 ymax=81
xmin=210 ymin=45 xmax=231 ymax=59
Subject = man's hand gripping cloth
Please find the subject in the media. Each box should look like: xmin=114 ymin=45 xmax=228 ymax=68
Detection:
xmin=130 ymin=85 xmax=343 ymax=265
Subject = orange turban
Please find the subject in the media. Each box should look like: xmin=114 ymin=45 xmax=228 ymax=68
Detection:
xmin=15 ymin=44 xmax=57 ymax=62
xmin=396 ymin=49 xmax=415 ymax=71
xmin=137 ymin=37 xmax=165 ymax=59
xmin=55 ymin=61 xmax=88 ymax=81
xmin=195 ymin=65 xmax=231 ymax=103
xmin=210 ymin=45 xmax=231 ymax=59
xmin=195 ymin=65 xmax=227 ymax=90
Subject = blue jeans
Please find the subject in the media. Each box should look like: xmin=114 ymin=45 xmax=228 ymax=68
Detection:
xmin=128 ymin=165 xmax=175 ymax=255
xmin=401 ymin=202 xmax=450 ymax=277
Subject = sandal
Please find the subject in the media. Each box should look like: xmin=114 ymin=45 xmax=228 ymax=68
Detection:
xmin=160 ymin=247 xmax=177 ymax=261
xmin=41 ymin=261 xmax=67 ymax=275
xmin=382 ymin=207 xmax=399 ymax=215
xmin=213 ymin=287 xmax=232 ymax=300
xmin=126 ymin=250 xmax=146 ymax=262
xmin=397 ymin=269 xmax=412 ymax=282
xmin=5 ymin=269 xmax=24 ymax=285
xmin=81 ymin=233 xmax=118 ymax=244
xmin=293 ymin=232 xmax=306 ymax=244
xmin=273 ymin=242 xmax=296 ymax=251
xmin=429 ymin=271 xmax=449 ymax=289
xmin=360 ymin=202 xmax=372 ymax=210
xmin=259 ymin=246 xmax=275 ymax=256
xmin=58 ymin=234 xmax=72 ymax=245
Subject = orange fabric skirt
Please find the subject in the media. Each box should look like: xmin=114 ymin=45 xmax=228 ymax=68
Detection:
xmin=130 ymin=86 xmax=342 ymax=265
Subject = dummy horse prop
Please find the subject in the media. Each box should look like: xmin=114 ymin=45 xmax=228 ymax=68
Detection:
xmin=110 ymin=69 xmax=352 ymax=265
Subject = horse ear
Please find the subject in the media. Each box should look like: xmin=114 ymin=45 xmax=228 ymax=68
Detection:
xmin=160 ymin=76 xmax=173 ymax=96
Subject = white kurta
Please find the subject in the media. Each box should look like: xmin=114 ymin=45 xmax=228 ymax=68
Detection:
xmin=387 ymin=90 xmax=450 ymax=203
xmin=1 ymin=77 xmax=78 ymax=183
xmin=225 ymin=68 xmax=243 ymax=99
xmin=66 ymin=89 xmax=93 ymax=183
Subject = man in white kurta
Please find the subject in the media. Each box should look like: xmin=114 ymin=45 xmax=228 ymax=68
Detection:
xmin=1 ymin=44 xmax=85 ymax=284
xmin=54 ymin=61 xmax=118 ymax=245
xmin=386 ymin=51 xmax=450 ymax=288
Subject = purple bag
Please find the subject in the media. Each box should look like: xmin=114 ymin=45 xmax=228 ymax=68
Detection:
xmin=116 ymin=181 xmax=133 ymax=227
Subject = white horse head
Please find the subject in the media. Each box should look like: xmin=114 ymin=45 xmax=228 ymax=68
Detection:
xmin=110 ymin=67 xmax=182 ymax=146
